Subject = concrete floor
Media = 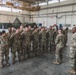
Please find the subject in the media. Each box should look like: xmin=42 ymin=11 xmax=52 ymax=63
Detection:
xmin=0 ymin=32 xmax=75 ymax=75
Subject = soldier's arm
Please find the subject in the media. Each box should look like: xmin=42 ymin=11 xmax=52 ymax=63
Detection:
xmin=10 ymin=33 xmax=15 ymax=39
xmin=55 ymin=35 xmax=59 ymax=45
xmin=10 ymin=33 xmax=16 ymax=44
xmin=70 ymin=35 xmax=76 ymax=58
xmin=21 ymin=32 xmax=25 ymax=40
xmin=70 ymin=36 xmax=76 ymax=48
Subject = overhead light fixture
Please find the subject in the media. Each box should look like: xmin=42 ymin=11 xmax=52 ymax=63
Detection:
xmin=6 ymin=2 xmax=14 ymax=6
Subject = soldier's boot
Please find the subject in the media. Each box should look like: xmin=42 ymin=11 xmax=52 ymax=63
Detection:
xmin=68 ymin=70 xmax=76 ymax=74
xmin=5 ymin=55 xmax=10 ymax=66
xmin=0 ymin=60 xmax=4 ymax=68
xmin=0 ymin=64 xmax=4 ymax=68
xmin=6 ymin=60 xmax=10 ymax=66
xmin=53 ymin=53 xmax=61 ymax=65
xmin=53 ymin=61 xmax=60 ymax=65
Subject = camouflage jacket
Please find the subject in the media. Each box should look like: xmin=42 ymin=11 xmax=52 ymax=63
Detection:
xmin=70 ymin=32 xmax=76 ymax=58
xmin=0 ymin=36 xmax=6 ymax=52
xmin=32 ymin=31 xmax=39 ymax=43
xmin=10 ymin=33 xmax=21 ymax=46
xmin=21 ymin=31 xmax=31 ymax=45
xmin=3 ymin=33 xmax=10 ymax=46
xmin=55 ymin=33 xmax=65 ymax=48
xmin=48 ymin=29 xmax=54 ymax=41
xmin=41 ymin=30 xmax=46 ymax=42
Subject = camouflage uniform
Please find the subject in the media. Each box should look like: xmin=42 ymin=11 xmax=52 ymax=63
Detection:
xmin=3 ymin=33 xmax=10 ymax=65
xmin=63 ymin=29 xmax=68 ymax=46
xmin=0 ymin=36 xmax=5 ymax=67
xmin=19 ymin=29 xmax=24 ymax=59
xmin=38 ymin=30 xmax=42 ymax=54
xmin=55 ymin=33 xmax=65 ymax=63
xmin=10 ymin=32 xmax=22 ymax=64
xmin=41 ymin=30 xmax=47 ymax=53
xmin=48 ymin=29 xmax=54 ymax=51
xmin=21 ymin=30 xmax=31 ymax=59
xmin=46 ymin=31 xmax=49 ymax=52
xmin=53 ymin=29 xmax=58 ymax=50
xmin=70 ymin=32 xmax=76 ymax=72
xmin=10 ymin=30 xmax=16 ymax=52
xmin=32 ymin=30 xmax=39 ymax=56
xmin=7 ymin=32 xmax=12 ymax=46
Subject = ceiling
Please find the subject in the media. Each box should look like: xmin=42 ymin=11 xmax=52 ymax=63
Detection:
xmin=0 ymin=0 xmax=66 ymax=11
xmin=19 ymin=0 xmax=61 ymax=4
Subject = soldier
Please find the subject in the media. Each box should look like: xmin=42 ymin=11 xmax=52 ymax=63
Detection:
xmin=40 ymin=27 xmax=47 ymax=53
xmin=21 ymin=26 xmax=31 ymax=59
xmin=0 ymin=32 xmax=5 ymax=68
xmin=68 ymin=27 xmax=76 ymax=74
xmin=7 ymin=27 xmax=12 ymax=36
xmin=19 ymin=25 xmax=24 ymax=60
xmin=10 ymin=29 xmax=22 ymax=64
xmin=64 ymin=28 xmax=68 ymax=47
xmin=2 ymin=30 xmax=10 ymax=66
xmin=38 ymin=27 xmax=42 ymax=55
xmin=46 ymin=28 xmax=49 ymax=53
xmin=48 ymin=26 xmax=54 ymax=51
xmin=32 ymin=28 xmax=39 ymax=56
xmin=53 ymin=26 xmax=58 ymax=44
xmin=53 ymin=30 xmax=65 ymax=65
xmin=7 ymin=27 xmax=12 ymax=52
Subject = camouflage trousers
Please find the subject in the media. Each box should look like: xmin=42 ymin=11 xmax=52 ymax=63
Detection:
xmin=12 ymin=46 xmax=21 ymax=63
xmin=70 ymin=59 xmax=76 ymax=71
xmin=46 ymin=40 xmax=49 ymax=52
xmin=55 ymin=47 xmax=63 ymax=63
xmin=0 ymin=48 xmax=3 ymax=67
xmin=49 ymin=40 xmax=54 ymax=51
xmin=41 ymin=41 xmax=46 ymax=53
xmin=0 ymin=45 xmax=9 ymax=67
xmin=22 ymin=44 xmax=31 ymax=58
xmin=33 ymin=42 xmax=39 ymax=56
xmin=64 ymin=37 xmax=67 ymax=46
xmin=70 ymin=47 xmax=76 ymax=71
xmin=4 ymin=45 xmax=9 ymax=64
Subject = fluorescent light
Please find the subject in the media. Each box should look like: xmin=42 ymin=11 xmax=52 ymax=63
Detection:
xmin=39 ymin=2 xmax=47 ymax=6
xmin=48 ymin=0 xmax=58 ymax=4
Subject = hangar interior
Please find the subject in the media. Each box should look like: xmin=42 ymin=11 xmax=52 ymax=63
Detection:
xmin=0 ymin=0 xmax=76 ymax=75
xmin=0 ymin=0 xmax=75 ymax=29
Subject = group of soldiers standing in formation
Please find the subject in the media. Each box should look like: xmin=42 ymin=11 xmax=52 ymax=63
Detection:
xmin=0 ymin=24 xmax=76 ymax=74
